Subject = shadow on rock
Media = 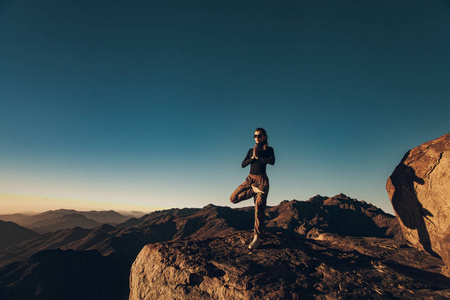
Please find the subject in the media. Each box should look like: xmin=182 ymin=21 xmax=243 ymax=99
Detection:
xmin=389 ymin=151 xmax=441 ymax=259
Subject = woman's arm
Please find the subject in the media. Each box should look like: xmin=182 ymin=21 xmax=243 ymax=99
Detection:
xmin=241 ymin=148 xmax=255 ymax=168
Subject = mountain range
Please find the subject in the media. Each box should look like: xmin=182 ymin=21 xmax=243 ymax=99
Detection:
xmin=0 ymin=194 xmax=448 ymax=299
xmin=0 ymin=209 xmax=134 ymax=234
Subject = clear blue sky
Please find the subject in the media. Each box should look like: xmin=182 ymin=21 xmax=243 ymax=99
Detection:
xmin=1 ymin=0 xmax=449 ymax=214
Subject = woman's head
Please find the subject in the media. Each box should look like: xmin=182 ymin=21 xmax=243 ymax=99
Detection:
xmin=254 ymin=127 xmax=268 ymax=148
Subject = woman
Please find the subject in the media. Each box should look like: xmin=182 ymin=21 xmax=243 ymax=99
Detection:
xmin=230 ymin=128 xmax=275 ymax=249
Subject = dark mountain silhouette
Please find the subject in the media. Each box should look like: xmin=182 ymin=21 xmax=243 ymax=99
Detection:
xmin=0 ymin=221 xmax=39 ymax=250
xmin=0 ymin=249 xmax=125 ymax=300
xmin=0 ymin=194 xmax=446 ymax=299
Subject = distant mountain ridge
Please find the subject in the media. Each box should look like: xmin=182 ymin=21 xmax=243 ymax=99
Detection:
xmin=0 ymin=194 xmax=410 ymax=299
xmin=0 ymin=209 xmax=133 ymax=233
xmin=28 ymin=213 xmax=102 ymax=234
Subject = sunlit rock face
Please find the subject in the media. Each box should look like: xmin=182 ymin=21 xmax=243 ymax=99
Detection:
xmin=129 ymin=231 xmax=449 ymax=299
xmin=387 ymin=133 xmax=450 ymax=275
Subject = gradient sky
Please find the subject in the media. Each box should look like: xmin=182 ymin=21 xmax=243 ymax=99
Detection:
xmin=1 ymin=0 xmax=449 ymax=214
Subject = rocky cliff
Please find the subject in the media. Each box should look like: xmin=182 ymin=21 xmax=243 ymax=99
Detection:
xmin=130 ymin=230 xmax=450 ymax=299
xmin=129 ymin=194 xmax=450 ymax=300
xmin=387 ymin=133 xmax=450 ymax=275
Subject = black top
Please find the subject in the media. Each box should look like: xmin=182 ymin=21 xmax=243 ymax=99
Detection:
xmin=241 ymin=145 xmax=275 ymax=175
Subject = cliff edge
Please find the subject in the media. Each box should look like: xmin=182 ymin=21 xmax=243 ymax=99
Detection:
xmin=130 ymin=231 xmax=450 ymax=299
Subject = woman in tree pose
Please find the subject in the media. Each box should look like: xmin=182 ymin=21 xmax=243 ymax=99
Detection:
xmin=230 ymin=127 xmax=275 ymax=249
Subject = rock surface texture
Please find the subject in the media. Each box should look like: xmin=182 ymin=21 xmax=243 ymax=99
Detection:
xmin=386 ymin=133 xmax=450 ymax=275
xmin=129 ymin=231 xmax=450 ymax=299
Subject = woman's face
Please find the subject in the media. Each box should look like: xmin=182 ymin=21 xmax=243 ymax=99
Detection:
xmin=254 ymin=131 xmax=266 ymax=144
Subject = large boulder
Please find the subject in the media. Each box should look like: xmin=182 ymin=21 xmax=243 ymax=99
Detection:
xmin=386 ymin=133 xmax=450 ymax=275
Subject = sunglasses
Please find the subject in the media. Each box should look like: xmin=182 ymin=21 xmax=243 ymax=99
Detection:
xmin=254 ymin=134 xmax=263 ymax=138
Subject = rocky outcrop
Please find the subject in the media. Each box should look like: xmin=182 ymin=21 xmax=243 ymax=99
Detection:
xmin=129 ymin=231 xmax=450 ymax=299
xmin=266 ymin=194 xmax=401 ymax=239
xmin=386 ymin=133 xmax=450 ymax=275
